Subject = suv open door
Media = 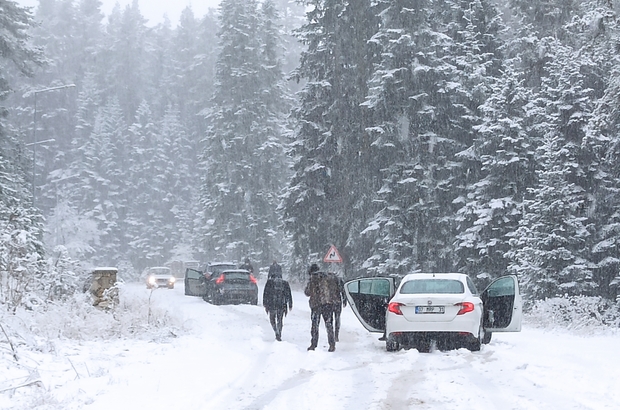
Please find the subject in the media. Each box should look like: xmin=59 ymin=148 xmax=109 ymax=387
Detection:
xmin=344 ymin=277 xmax=396 ymax=333
xmin=184 ymin=268 xmax=207 ymax=296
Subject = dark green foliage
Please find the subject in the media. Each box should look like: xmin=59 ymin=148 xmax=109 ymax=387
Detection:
xmin=359 ymin=0 xmax=504 ymax=276
xmin=283 ymin=0 xmax=379 ymax=278
xmin=455 ymin=65 xmax=537 ymax=285
xmin=0 ymin=0 xmax=46 ymax=311
xmin=200 ymin=0 xmax=290 ymax=266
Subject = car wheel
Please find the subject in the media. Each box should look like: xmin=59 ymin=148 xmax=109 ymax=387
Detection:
xmin=386 ymin=335 xmax=400 ymax=352
xmin=482 ymin=331 xmax=492 ymax=344
xmin=466 ymin=324 xmax=483 ymax=352
xmin=251 ymin=297 xmax=258 ymax=305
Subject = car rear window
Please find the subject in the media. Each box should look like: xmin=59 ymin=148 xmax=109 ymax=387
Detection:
xmin=223 ymin=272 xmax=251 ymax=281
xmin=399 ymin=279 xmax=464 ymax=294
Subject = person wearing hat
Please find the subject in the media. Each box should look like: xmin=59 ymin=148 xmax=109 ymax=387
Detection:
xmin=304 ymin=263 xmax=339 ymax=352
xmin=262 ymin=260 xmax=292 ymax=341
xmin=239 ymin=257 xmax=255 ymax=275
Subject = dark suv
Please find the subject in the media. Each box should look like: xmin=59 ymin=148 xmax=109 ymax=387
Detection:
xmin=204 ymin=269 xmax=258 ymax=305
xmin=184 ymin=262 xmax=237 ymax=297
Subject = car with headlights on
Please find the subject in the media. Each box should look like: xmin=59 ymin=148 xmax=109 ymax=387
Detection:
xmin=344 ymin=273 xmax=522 ymax=352
xmin=145 ymin=266 xmax=176 ymax=289
xmin=203 ymin=268 xmax=258 ymax=305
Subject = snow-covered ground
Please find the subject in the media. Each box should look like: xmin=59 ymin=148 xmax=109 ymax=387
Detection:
xmin=2 ymin=282 xmax=619 ymax=409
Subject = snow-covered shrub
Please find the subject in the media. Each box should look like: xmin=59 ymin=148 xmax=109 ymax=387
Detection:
xmin=526 ymin=295 xmax=620 ymax=331
xmin=1 ymin=284 xmax=185 ymax=353
xmin=39 ymin=245 xmax=87 ymax=303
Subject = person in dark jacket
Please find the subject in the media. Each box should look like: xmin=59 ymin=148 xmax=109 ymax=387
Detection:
xmin=262 ymin=262 xmax=292 ymax=341
xmin=268 ymin=259 xmax=282 ymax=278
xmin=304 ymin=264 xmax=341 ymax=352
xmin=239 ymin=257 xmax=254 ymax=275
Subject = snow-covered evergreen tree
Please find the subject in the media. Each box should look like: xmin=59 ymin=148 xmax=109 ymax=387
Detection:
xmin=361 ymin=0 xmax=503 ymax=275
xmin=507 ymin=40 xmax=597 ymax=300
xmin=455 ymin=64 xmax=536 ymax=285
xmin=200 ymin=0 xmax=290 ymax=265
xmin=283 ymin=0 xmax=379 ymax=277
xmin=0 ymin=0 xmax=46 ymax=311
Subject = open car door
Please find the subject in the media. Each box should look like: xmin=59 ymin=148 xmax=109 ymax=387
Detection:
xmin=344 ymin=277 xmax=396 ymax=333
xmin=481 ymin=275 xmax=522 ymax=332
xmin=184 ymin=268 xmax=207 ymax=296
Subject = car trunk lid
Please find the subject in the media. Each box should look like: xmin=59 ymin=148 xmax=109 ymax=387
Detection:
xmin=398 ymin=294 xmax=466 ymax=322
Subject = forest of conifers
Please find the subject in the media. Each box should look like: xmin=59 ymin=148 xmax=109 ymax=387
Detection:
xmin=2 ymin=0 xmax=620 ymax=311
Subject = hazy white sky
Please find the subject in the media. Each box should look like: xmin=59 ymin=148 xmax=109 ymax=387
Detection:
xmin=17 ymin=0 xmax=221 ymax=26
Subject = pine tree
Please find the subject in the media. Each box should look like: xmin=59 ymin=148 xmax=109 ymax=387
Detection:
xmin=200 ymin=0 xmax=290 ymax=265
xmin=507 ymin=40 xmax=597 ymax=300
xmin=283 ymin=0 xmax=379 ymax=277
xmin=361 ymin=0 xmax=503 ymax=275
xmin=455 ymin=65 xmax=536 ymax=285
xmin=0 ymin=0 xmax=46 ymax=311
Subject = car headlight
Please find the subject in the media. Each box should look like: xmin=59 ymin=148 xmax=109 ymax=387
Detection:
xmin=148 ymin=276 xmax=156 ymax=285
xmin=169 ymin=277 xmax=176 ymax=283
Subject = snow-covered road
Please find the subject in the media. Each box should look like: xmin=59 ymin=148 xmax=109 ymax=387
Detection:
xmin=4 ymin=282 xmax=620 ymax=409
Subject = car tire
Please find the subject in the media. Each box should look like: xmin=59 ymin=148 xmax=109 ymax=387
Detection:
xmin=386 ymin=335 xmax=400 ymax=352
xmin=466 ymin=324 xmax=484 ymax=352
xmin=482 ymin=331 xmax=492 ymax=344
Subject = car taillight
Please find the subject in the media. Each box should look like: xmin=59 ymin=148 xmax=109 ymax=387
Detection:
xmin=215 ymin=274 xmax=225 ymax=284
xmin=387 ymin=302 xmax=404 ymax=315
xmin=456 ymin=302 xmax=475 ymax=315
xmin=249 ymin=275 xmax=257 ymax=284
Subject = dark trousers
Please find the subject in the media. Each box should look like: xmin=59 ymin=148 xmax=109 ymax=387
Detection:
xmin=333 ymin=303 xmax=342 ymax=341
xmin=269 ymin=309 xmax=285 ymax=338
xmin=310 ymin=304 xmax=335 ymax=348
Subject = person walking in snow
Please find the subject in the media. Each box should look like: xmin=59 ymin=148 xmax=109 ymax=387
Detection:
xmin=268 ymin=259 xmax=282 ymax=278
xmin=239 ymin=257 xmax=255 ymax=275
xmin=262 ymin=260 xmax=293 ymax=341
xmin=304 ymin=264 xmax=341 ymax=352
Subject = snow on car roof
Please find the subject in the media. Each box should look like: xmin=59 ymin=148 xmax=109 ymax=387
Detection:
xmin=401 ymin=272 xmax=467 ymax=281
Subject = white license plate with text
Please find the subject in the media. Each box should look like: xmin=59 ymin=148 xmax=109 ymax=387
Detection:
xmin=415 ymin=306 xmax=445 ymax=314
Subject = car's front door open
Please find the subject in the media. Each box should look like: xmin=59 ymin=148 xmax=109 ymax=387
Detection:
xmin=481 ymin=275 xmax=522 ymax=332
xmin=185 ymin=268 xmax=206 ymax=296
xmin=344 ymin=277 xmax=395 ymax=333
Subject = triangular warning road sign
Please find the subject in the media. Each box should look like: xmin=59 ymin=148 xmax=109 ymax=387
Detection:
xmin=323 ymin=245 xmax=343 ymax=263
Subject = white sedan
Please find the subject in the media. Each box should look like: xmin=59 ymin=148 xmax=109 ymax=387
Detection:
xmin=344 ymin=273 xmax=522 ymax=352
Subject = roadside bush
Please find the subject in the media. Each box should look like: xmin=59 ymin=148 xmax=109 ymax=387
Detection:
xmin=1 ymin=284 xmax=185 ymax=357
xmin=526 ymin=295 xmax=620 ymax=331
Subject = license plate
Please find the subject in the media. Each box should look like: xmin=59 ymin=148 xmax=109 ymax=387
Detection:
xmin=415 ymin=306 xmax=445 ymax=314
